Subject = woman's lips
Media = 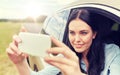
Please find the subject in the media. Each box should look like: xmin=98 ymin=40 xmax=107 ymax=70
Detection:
xmin=74 ymin=44 xmax=82 ymax=48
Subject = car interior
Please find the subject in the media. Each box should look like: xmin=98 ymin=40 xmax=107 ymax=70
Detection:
xmin=80 ymin=7 xmax=120 ymax=47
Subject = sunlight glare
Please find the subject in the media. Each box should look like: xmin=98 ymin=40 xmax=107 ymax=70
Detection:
xmin=23 ymin=3 xmax=45 ymax=19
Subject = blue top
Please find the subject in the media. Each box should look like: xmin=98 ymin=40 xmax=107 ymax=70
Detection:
xmin=30 ymin=44 xmax=120 ymax=75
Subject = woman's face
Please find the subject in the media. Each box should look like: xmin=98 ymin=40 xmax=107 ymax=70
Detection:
xmin=68 ymin=19 xmax=96 ymax=53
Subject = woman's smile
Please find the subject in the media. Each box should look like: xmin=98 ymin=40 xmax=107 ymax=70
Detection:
xmin=74 ymin=44 xmax=83 ymax=48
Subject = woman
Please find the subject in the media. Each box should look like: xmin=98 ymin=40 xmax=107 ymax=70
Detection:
xmin=6 ymin=9 xmax=120 ymax=75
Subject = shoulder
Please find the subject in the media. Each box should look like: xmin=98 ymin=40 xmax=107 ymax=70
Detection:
xmin=101 ymin=44 xmax=120 ymax=75
xmin=105 ymin=43 xmax=120 ymax=55
xmin=104 ymin=44 xmax=120 ymax=75
xmin=105 ymin=43 xmax=119 ymax=49
xmin=104 ymin=43 xmax=120 ymax=66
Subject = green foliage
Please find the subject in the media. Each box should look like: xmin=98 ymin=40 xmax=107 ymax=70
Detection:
xmin=0 ymin=22 xmax=21 ymax=75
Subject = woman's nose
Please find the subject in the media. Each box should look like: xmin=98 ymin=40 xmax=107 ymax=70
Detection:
xmin=74 ymin=35 xmax=81 ymax=42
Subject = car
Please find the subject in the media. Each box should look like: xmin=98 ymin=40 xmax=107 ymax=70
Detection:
xmin=27 ymin=0 xmax=120 ymax=71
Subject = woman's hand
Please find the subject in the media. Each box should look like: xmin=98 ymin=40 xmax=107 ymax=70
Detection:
xmin=6 ymin=26 xmax=28 ymax=64
xmin=6 ymin=26 xmax=32 ymax=75
xmin=44 ymin=37 xmax=85 ymax=75
xmin=6 ymin=35 xmax=28 ymax=64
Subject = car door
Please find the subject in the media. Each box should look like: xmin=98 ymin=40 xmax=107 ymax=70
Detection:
xmin=30 ymin=0 xmax=120 ymax=71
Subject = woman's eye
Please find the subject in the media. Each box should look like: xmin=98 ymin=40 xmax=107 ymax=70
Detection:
xmin=80 ymin=31 xmax=88 ymax=35
xmin=69 ymin=31 xmax=75 ymax=35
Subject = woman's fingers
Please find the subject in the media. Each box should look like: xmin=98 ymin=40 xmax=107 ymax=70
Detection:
xmin=50 ymin=37 xmax=78 ymax=60
xmin=20 ymin=26 xmax=27 ymax=32
xmin=44 ymin=55 xmax=79 ymax=73
xmin=6 ymin=47 xmax=14 ymax=55
xmin=9 ymin=42 xmax=21 ymax=54
xmin=13 ymin=34 xmax=21 ymax=46
xmin=51 ymin=36 xmax=67 ymax=47
xmin=47 ymin=47 xmax=78 ymax=62
xmin=45 ymin=56 xmax=77 ymax=65
xmin=44 ymin=55 xmax=75 ymax=67
xmin=6 ymin=33 xmax=28 ymax=64
xmin=6 ymin=44 xmax=27 ymax=64
xmin=10 ymin=35 xmax=22 ymax=54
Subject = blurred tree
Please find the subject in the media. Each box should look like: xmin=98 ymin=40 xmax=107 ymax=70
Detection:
xmin=24 ymin=16 xmax=35 ymax=23
xmin=36 ymin=15 xmax=47 ymax=23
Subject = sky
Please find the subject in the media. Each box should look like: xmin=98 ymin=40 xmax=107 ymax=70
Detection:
xmin=0 ymin=0 xmax=78 ymax=19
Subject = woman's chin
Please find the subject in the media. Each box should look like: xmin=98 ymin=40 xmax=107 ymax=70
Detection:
xmin=74 ymin=48 xmax=84 ymax=53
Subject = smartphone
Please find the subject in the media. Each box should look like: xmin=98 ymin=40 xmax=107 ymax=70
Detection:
xmin=18 ymin=32 xmax=51 ymax=57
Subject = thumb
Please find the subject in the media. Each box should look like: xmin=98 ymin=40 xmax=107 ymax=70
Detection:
xmin=20 ymin=26 xmax=27 ymax=32
xmin=51 ymin=36 xmax=67 ymax=47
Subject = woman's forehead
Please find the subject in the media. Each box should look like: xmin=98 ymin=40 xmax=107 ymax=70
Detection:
xmin=69 ymin=19 xmax=91 ymax=30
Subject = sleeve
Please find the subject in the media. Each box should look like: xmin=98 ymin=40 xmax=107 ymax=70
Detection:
xmin=109 ymin=53 xmax=120 ymax=75
xmin=30 ymin=65 xmax=60 ymax=75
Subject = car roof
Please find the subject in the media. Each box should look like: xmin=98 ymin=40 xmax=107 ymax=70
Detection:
xmin=63 ymin=0 xmax=120 ymax=10
xmin=57 ymin=0 xmax=120 ymax=24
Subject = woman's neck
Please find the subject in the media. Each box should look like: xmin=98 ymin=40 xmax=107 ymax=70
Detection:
xmin=82 ymin=50 xmax=89 ymax=71
xmin=82 ymin=49 xmax=89 ymax=58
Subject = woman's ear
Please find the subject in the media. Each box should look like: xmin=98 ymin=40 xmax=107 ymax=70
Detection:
xmin=93 ymin=32 xmax=97 ymax=39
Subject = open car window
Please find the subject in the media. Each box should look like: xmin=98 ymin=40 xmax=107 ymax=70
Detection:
xmin=43 ymin=2 xmax=120 ymax=47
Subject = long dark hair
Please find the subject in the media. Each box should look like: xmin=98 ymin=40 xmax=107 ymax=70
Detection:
xmin=63 ymin=8 xmax=114 ymax=75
